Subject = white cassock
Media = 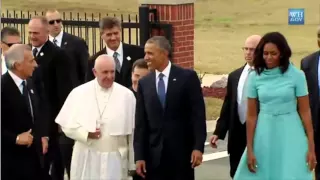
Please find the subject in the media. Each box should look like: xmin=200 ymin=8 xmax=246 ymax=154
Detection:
xmin=55 ymin=79 xmax=136 ymax=180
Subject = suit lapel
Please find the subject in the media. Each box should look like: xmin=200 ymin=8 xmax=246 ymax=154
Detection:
xmin=311 ymin=52 xmax=319 ymax=95
xmin=26 ymin=78 xmax=36 ymax=120
xmin=4 ymin=73 xmax=32 ymax=119
xmin=61 ymin=33 xmax=69 ymax=49
xmin=34 ymin=41 xmax=50 ymax=64
xmin=233 ymin=66 xmax=245 ymax=101
xmin=164 ymin=65 xmax=177 ymax=111
xmin=121 ymin=44 xmax=131 ymax=80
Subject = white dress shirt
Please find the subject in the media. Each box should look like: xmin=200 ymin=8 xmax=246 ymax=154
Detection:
xmin=49 ymin=31 xmax=63 ymax=47
xmin=106 ymin=42 xmax=124 ymax=67
xmin=237 ymin=64 xmax=254 ymax=124
xmin=155 ymin=61 xmax=171 ymax=93
xmin=2 ymin=53 xmax=7 ymax=75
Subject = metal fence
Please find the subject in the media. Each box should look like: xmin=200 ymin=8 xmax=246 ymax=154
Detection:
xmin=1 ymin=9 xmax=142 ymax=55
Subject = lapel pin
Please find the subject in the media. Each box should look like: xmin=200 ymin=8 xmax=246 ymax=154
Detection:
xmin=173 ymin=78 xmax=177 ymax=81
xmin=126 ymin=56 xmax=131 ymax=61
xmin=30 ymin=89 xmax=34 ymax=94
xmin=40 ymin=52 xmax=44 ymax=56
xmin=64 ymin=42 xmax=67 ymax=45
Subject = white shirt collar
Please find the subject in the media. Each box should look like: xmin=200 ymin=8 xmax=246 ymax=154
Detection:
xmin=32 ymin=43 xmax=45 ymax=56
xmin=156 ymin=61 xmax=171 ymax=78
xmin=8 ymin=70 xmax=25 ymax=88
xmin=106 ymin=42 xmax=123 ymax=56
xmin=49 ymin=31 xmax=63 ymax=46
xmin=244 ymin=63 xmax=254 ymax=72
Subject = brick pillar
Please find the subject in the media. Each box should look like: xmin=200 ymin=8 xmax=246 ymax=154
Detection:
xmin=139 ymin=0 xmax=195 ymax=69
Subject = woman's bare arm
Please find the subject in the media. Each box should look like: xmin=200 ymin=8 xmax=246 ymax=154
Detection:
xmin=297 ymin=95 xmax=315 ymax=151
xmin=246 ymin=98 xmax=258 ymax=153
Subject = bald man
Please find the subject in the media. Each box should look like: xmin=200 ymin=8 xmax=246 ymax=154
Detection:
xmin=55 ymin=54 xmax=136 ymax=180
xmin=210 ymin=35 xmax=261 ymax=178
xmin=28 ymin=16 xmax=76 ymax=180
xmin=46 ymin=9 xmax=89 ymax=85
xmin=301 ymin=26 xmax=320 ymax=180
xmin=2 ymin=44 xmax=49 ymax=179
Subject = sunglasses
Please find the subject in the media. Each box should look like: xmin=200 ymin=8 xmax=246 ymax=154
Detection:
xmin=1 ymin=41 xmax=21 ymax=47
xmin=49 ymin=19 xmax=62 ymax=25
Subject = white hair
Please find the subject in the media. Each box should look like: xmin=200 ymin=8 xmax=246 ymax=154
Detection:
xmin=4 ymin=44 xmax=31 ymax=70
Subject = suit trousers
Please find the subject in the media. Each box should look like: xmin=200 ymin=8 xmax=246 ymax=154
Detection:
xmin=146 ymin=148 xmax=194 ymax=180
xmin=59 ymin=134 xmax=74 ymax=179
xmin=315 ymin=130 xmax=320 ymax=180
xmin=229 ymin=122 xmax=247 ymax=178
xmin=44 ymin=136 xmax=65 ymax=180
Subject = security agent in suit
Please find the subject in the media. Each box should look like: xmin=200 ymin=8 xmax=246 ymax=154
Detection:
xmin=1 ymin=44 xmax=49 ymax=180
xmin=209 ymin=35 xmax=261 ymax=178
xmin=86 ymin=16 xmax=145 ymax=88
xmin=300 ymin=26 xmax=320 ymax=180
xmin=28 ymin=16 xmax=75 ymax=180
xmin=134 ymin=36 xmax=207 ymax=180
xmin=46 ymin=9 xmax=89 ymax=86
xmin=45 ymin=9 xmax=89 ymax=179
xmin=129 ymin=58 xmax=150 ymax=97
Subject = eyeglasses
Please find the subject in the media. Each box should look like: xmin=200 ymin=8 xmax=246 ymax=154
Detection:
xmin=1 ymin=41 xmax=21 ymax=47
xmin=49 ymin=19 xmax=62 ymax=25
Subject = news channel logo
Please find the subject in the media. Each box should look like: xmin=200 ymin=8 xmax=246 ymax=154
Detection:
xmin=288 ymin=8 xmax=305 ymax=25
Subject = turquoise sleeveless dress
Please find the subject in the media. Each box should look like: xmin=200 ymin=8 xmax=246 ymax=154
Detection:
xmin=234 ymin=64 xmax=313 ymax=180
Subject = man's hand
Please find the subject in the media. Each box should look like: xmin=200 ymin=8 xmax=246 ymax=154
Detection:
xmin=41 ymin=137 xmax=49 ymax=154
xmin=210 ymin=135 xmax=219 ymax=148
xmin=16 ymin=129 xmax=33 ymax=146
xmin=191 ymin=150 xmax=203 ymax=168
xmin=136 ymin=160 xmax=146 ymax=178
xmin=88 ymin=128 xmax=101 ymax=139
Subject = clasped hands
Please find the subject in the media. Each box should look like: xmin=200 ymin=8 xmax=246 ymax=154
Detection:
xmin=16 ymin=129 xmax=49 ymax=154
xmin=136 ymin=150 xmax=203 ymax=178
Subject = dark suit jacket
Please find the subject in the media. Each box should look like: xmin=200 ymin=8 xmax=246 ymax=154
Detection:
xmin=32 ymin=40 xmax=75 ymax=137
xmin=1 ymin=72 xmax=49 ymax=179
xmin=213 ymin=66 xmax=248 ymax=154
xmin=86 ymin=43 xmax=144 ymax=88
xmin=134 ymin=64 xmax=207 ymax=169
xmin=60 ymin=32 xmax=89 ymax=86
xmin=301 ymin=51 xmax=319 ymax=132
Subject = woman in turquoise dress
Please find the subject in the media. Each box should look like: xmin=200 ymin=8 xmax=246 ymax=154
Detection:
xmin=234 ymin=32 xmax=317 ymax=180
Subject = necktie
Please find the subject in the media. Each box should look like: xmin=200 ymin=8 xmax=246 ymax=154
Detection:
xmin=32 ymin=48 xmax=38 ymax=57
xmin=22 ymin=81 xmax=33 ymax=118
xmin=113 ymin=52 xmax=121 ymax=73
xmin=157 ymin=73 xmax=166 ymax=108
xmin=53 ymin=38 xmax=58 ymax=47
xmin=239 ymin=68 xmax=253 ymax=124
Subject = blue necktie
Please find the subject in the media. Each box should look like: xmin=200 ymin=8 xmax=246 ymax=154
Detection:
xmin=157 ymin=73 xmax=166 ymax=108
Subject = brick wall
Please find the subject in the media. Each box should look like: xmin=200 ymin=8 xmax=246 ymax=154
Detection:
xmin=148 ymin=3 xmax=194 ymax=69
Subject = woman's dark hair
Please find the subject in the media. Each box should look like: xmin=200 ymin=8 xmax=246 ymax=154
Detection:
xmin=253 ymin=32 xmax=292 ymax=75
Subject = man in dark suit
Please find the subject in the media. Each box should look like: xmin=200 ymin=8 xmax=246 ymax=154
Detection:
xmin=1 ymin=44 xmax=49 ymax=180
xmin=45 ymin=9 xmax=89 ymax=86
xmin=45 ymin=9 xmax=89 ymax=179
xmin=134 ymin=36 xmax=207 ymax=180
xmin=300 ymin=26 xmax=320 ymax=180
xmin=209 ymin=35 xmax=261 ymax=178
xmin=129 ymin=58 xmax=149 ymax=97
xmin=28 ymin=16 xmax=75 ymax=180
xmin=86 ymin=16 xmax=145 ymax=88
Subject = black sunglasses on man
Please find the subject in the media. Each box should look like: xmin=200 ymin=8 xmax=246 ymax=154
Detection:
xmin=49 ymin=19 xmax=62 ymax=25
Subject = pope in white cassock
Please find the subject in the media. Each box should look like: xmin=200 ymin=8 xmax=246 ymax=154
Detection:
xmin=55 ymin=54 xmax=136 ymax=180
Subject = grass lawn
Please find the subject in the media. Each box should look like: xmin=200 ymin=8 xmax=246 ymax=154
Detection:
xmin=2 ymin=0 xmax=319 ymax=119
